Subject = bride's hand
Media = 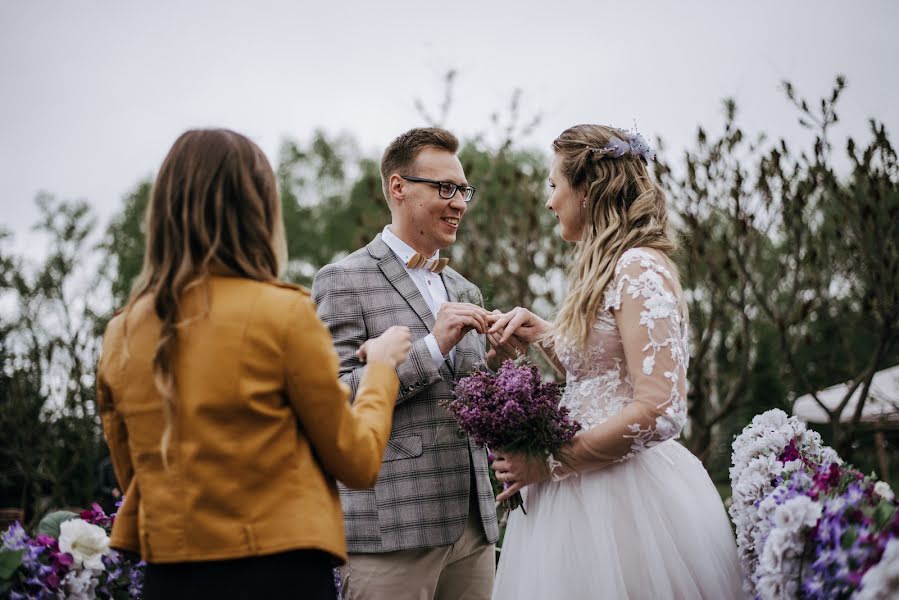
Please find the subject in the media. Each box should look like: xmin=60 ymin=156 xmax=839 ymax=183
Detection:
xmin=491 ymin=451 xmax=550 ymax=502
xmin=488 ymin=307 xmax=551 ymax=345
xmin=486 ymin=310 xmax=529 ymax=369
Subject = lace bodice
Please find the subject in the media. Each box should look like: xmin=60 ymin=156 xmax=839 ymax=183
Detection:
xmin=554 ymin=248 xmax=690 ymax=468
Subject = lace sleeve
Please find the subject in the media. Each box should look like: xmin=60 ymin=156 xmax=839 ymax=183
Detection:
xmin=556 ymin=250 xmax=689 ymax=472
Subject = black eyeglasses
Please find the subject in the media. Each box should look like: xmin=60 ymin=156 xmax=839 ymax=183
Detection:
xmin=400 ymin=176 xmax=476 ymax=203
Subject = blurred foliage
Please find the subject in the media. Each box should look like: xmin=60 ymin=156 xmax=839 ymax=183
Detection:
xmin=656 ymin=76 xmax=899 ymax=480
xmin=2 ymin=76 xmax=897 ymax=523
xmin=1 ymin=196 xmax=111 ymax=526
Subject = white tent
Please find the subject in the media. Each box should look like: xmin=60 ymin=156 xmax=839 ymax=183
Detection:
xmin=792 ymin=364 xmax=899 ymax=424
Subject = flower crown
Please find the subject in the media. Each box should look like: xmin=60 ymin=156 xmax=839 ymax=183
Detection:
xmin=590 ymin=130 xmax=655 ymax=163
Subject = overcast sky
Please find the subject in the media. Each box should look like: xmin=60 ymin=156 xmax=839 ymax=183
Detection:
xmin=2 ymin=0 xmax=897 ymax=254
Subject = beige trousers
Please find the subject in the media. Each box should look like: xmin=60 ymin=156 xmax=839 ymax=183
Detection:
xmin=339 ymin=508 xmax=495 ymax=600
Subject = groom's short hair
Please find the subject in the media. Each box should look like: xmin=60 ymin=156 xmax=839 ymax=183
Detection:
xmin=380 ymin=127 xmax=459 ymax=202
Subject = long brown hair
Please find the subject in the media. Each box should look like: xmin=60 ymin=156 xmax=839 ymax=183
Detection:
xmin=124 ymin=128 xmax=287 ymax=466
xmin=552 ymin=124 xmax=676 ymax=347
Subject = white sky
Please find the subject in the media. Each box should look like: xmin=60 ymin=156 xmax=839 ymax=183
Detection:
xmin=2 ymin=0 xmax=898 ymax=254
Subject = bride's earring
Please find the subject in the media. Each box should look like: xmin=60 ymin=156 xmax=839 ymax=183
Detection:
xmin=581 ymin=198 xmax=587 ymax=209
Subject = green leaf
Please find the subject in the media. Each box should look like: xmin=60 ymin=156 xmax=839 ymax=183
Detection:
xmin=0 ymin=549 xmax=23 ymax=579
xmin=36 ymin=510 xmax=79 ymax=538
xmin=873 ymin=501 xmax=898 ymax=531
xmin=841 ymin=528 xmax=857 ymax=550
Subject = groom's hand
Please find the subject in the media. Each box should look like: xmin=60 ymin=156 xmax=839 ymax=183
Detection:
xmin=432 ymin=302 xmax=491 ymax=355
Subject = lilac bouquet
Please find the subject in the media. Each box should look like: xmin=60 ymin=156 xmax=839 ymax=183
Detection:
xmin=442 ymin=358 xmax=581 ymax=511
xmin=0 ymin=502 xmax=144 ymax=599
xmin=729 ymin=409 xmax=899 ymax=599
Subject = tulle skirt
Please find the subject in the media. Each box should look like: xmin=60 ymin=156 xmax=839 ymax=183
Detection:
xmin=493 ymin=440 xmax=745 ymax=599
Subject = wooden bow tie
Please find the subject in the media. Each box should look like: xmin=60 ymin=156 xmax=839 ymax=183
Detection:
xmin=406 ymin=253 xmax=449 ymax=274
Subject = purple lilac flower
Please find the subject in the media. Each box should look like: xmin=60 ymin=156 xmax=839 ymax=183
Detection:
xmin=1 ymin=521 xmax=29 ymax=550
xmin=445 ymin=359 xmax=579 ymax=455
xmin=804 ymin=481 xmax=890 ymax=598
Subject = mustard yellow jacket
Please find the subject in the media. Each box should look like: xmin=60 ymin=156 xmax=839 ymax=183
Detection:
xmin=97 ymin=275 xmax=399 ymax=564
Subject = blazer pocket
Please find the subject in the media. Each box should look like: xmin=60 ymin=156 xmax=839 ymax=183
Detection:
xmin=382 ymin=434 xmax=423 ymax=462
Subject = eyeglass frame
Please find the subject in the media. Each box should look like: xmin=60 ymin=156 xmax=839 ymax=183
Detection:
xmin=400 ymin=175 xmax=476 ymax=203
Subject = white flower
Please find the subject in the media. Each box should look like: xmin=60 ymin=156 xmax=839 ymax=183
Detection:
xmin=782 ymin=459 xmax=803 ymax=475
xmin=855 ymin=538 xmax=899 ymax=599
xmin=59 ymin=568 xmax=99 ymax=600
xmin=759 ymin=529 xmax=792 ymax=573
xmin=825 ymin=496 xmax=847 ymax=514
xmin=752 ymin=409 xmax=789 ymax=429
xmin=873 ymin=481 xmax=894 ymax=502
xmin=772 ymin=496 xmax=822 ymax=533
xmin=757 ymin=528 xmax=804 ymax=599
xmin=58 ymin=519 xmax=110 ymax=571
xmin=818 ymin=446 xmax=843 ymax=466
xmin=757 ymin=570 xmax=799 ymax=600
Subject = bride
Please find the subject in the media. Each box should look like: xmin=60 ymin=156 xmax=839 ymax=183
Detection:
xmin=487 ymin=124 xmax=743 ymax=599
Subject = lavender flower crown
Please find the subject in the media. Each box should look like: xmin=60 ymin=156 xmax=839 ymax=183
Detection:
xmin=590 ymin=130 xmax=655 ymax=163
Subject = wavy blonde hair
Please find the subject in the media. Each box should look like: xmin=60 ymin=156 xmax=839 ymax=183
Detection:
xmin=552 ymin=124 xmax=676 ymax=347
xmin=124 ymin=129 xmax=287 ymax=467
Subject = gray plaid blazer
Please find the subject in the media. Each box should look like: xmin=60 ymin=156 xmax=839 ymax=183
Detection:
xmin=311 ymin=235 xmax=500 ymax=553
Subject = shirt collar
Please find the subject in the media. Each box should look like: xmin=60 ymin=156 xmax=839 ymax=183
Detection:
xmin=381 ymin=226 xmax=440 ymax=266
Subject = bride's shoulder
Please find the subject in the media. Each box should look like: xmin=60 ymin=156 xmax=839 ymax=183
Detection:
xmin=614 ymin=247 xmax=676 ymax=280
xmin=603 ymin=247 xmax=681 ymax=312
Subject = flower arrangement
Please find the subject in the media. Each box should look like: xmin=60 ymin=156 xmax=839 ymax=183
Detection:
xmin=730 ymin=409 xmax=899 ymax=599
xmin=442 ymin=357 xmax=581 ymax=511
xmin=0 ymin=503 xmax=144 ymax=599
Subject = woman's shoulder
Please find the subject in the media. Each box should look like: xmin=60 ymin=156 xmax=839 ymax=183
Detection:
xmin=211 ymin=276 xmax=310 ymax=301
xmin=258 ymin=279 xmax=311 ymax=301
xmin=603 ymin=247 xmax=681 ymax=312
xmin=614 ymin=247 xmax=678 ymax=282
xmin=215 ymin=279 xmax=314 ymax=328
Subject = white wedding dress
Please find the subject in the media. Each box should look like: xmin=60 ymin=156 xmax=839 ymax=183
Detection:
xmin=493 ymin=248 xmax=744 ymax=599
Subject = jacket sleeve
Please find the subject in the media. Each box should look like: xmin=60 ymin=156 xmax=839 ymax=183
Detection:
xmin=97 ymin=364 xmax=134 ymax=494
xmin=284 ymin=293 xmax=400 ymax=489
xmin=556 ymin=252 xmax=689 ymax=472
xmin=312 ymin=263 xmax=442 ymax=405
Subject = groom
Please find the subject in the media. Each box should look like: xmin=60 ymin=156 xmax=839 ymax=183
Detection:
xmin=312 ymin=127 xmax=500 ymax=600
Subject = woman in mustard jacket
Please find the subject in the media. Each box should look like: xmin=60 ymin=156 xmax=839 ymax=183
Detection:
xmin=97 ymin=128 xmax=411 ymax=600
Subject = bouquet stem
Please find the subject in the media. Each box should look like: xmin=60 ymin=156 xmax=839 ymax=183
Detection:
xmin=503 ymin=486 xmax=526 ymax=514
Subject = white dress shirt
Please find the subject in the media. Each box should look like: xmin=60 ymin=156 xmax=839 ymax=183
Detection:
xmin=381 ymin=226 xmax=454 ymax=368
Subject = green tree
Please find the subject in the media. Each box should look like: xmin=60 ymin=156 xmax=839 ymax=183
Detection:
xmin=656 ymin=77 xmax=899 ymax=468
xmin=0 ymin=196 xmax=111 ymax=524
xmin=101 ymin=178 xmax=152 ymax=307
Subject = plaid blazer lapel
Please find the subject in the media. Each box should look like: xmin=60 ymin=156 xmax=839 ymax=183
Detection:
xmin=370 ymin=236 xmax=436 ymax=331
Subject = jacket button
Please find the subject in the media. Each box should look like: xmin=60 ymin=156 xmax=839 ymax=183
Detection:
xmin=456 ymin=430 xmax=466 ymax=439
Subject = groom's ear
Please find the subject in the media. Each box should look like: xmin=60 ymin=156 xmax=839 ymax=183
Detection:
xmin=387 ymin=173 xmax=405 ymax=205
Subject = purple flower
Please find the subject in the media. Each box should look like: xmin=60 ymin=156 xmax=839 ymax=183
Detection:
xmin=444 ymin=358 xmax=580 ymax=462
xmin=779 ymin=439 xmax=800 ymax=463
xmin=80 ymin=502 xmax=113 ymax=527
xmin=1 ymin=499 xmax=146 ymax=599
xmin=603 ymin=136 xmax=630 ymax=158
xmin=1 ymin=521 xmax=29 ymax=550
xmin=33 ymin=534 xmax=57 ymax=548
